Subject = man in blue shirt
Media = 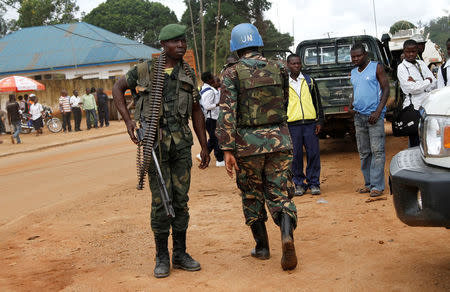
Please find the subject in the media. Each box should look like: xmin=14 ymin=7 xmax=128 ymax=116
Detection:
xmin=349 ymin=43 xmax=390 ymax=198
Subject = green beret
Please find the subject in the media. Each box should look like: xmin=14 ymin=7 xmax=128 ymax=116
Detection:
xmin=159 ymin=24 xmax=187 ymax=41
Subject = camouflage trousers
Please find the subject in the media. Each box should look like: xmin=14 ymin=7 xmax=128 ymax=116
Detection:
xmin=236 ymin=151 xmax=297 ymax=228
xmin=148 ymin=141 xmax=192 ymax=235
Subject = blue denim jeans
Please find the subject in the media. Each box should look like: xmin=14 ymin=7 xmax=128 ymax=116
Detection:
xmin=85 ymin=109 xmax=98 ymax=129
xmin=354 ymin=113 xmax=385 ymax=191
xmin=13 ymin=121 xmax=21 ymax=143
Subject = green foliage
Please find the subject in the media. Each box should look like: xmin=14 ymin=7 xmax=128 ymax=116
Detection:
xmin=389 ymin=20 xmax=416 ymax=35
xmin=0 ymin=2 xmax=6 ymax=37
xmin=181 ymin=0 xmax=292 ymax=74
xmin=424 ymin=15 xmax=449 ymax=53
xmin=12 ymin=0 xmax=79 ymax=28
xmin=83 ymin=0 xmax=177 ymax=48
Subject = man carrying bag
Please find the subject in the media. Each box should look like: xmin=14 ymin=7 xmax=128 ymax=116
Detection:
xmin=396 ymin=39 xmax=436 ymax=146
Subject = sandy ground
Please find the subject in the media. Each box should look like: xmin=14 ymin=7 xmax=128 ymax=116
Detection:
xmin=0 ymin=122 xmax=449 ymax=291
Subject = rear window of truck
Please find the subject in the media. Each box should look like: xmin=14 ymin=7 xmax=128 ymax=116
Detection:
xmin=303 ymin=43 xmax=369 ymax=65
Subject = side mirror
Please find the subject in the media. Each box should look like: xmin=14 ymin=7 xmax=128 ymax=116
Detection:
xmin=381 ymin=33 xmax=391 ymax=43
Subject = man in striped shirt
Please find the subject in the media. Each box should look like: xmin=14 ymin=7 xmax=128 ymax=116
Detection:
xmin=59 ymin=89 xmax=72 ymax=132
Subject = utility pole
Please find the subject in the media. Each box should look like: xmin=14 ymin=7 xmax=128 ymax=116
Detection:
xmin=213 ymin=0 xmax=221 ymax=74
xmin=199 ymin=0 xmax=206 ymax=73
xmin=187 ymin=0 xmax=201 ymax=76
xmin=372 ymin=0 xmax=378 ymax=38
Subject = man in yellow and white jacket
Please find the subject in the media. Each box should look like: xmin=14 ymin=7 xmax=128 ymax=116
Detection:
xmin=286 ymin=54 xmax=324 ymax=196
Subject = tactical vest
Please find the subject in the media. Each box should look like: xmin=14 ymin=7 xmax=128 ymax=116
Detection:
xmin=134 ymin=59 xmax=195 ymax=123
xmin=236 ymin=60 xmax=286 ymax=127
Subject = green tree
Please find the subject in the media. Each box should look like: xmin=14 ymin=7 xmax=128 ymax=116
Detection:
xmin=9 ymin=0 xmax=79 ymax=28
xmin=389 ymin=20 xmax=416 ymax=35
xmin=83 ymin=0 xmax=177 ymax=48
xmin=181 ymin=0 xmax=292 ymax=74
xmin=424 ymin=15 xmax=449 ymax=52
xmin=0 ymin=2 xmax=7 ymax=37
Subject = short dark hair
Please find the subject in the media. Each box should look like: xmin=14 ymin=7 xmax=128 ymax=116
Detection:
xmin=9 ymin=94 xmax=15 ymax=102
xmin=447 ymin=38 xmax=450 ymax=45
xmin=91 ymin=87 xmax=96 ymax=93
xmin=18 ymin=95 xmax=23 ymax=100
xmin=403 ymin=39 xmax=417 ymax=49
xmin=287 ymin=54 xmax=301 ymax=64
xmin=351 ymin=42 xmax=366 ymax=53
xmin=201 ymin=72 xmax=214 ymax=83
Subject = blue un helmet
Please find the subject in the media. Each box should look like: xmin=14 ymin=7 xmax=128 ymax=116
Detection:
xmin=230 ymin=23 xmax=264 ymax=52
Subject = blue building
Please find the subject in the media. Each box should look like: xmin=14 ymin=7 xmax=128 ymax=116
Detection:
xmin=0 ymin=22 xmax=160 ymax=80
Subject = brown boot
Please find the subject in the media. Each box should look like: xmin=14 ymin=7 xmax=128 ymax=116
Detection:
xmin=280 ymin=213 xmax=297 ymax=270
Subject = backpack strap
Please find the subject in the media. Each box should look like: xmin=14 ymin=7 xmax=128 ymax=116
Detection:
xmin=200 ymin=87 xmax=213 ymax=95
xmin=303 ymin=74 xmax=313 ymax=95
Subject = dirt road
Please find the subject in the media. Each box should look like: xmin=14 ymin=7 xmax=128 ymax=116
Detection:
xmin=0 ymin=127 xmax=449 ymax=291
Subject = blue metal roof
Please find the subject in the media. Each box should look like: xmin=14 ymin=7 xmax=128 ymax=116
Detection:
xmin=0 ymin=22 xmax=160 ymax=75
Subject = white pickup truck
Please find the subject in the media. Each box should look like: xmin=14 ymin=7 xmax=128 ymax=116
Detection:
xmin=389 ymin=86 xmax=450 ymax=228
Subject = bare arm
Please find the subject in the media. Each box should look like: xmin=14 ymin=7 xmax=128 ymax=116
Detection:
xmin=369 ymin=64 xmax=390 ymax=124
xmin=112 ymin=76 xmax=137 ymax=144
xmin=192 ymin=102 xmax=210 ymax=169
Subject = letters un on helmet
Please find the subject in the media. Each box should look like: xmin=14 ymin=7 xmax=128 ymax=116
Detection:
xmin=230 ymin=23 xmax=264 ymax=52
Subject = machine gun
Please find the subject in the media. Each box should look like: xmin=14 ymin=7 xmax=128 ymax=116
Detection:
xmin=136 ymin=123 xmax=175 ymax=218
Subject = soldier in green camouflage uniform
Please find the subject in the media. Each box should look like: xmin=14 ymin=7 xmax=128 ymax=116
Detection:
xmin=216 ymin=23 xmax=298 ymax=271
xmin=112 ymin=24 xmax=210 ymax=278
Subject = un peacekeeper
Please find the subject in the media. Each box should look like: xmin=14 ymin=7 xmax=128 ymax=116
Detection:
xmin=216 ymin=23 xmax=298 ymax=271
xmin=112 ymin=24 xmax=210 ymax=278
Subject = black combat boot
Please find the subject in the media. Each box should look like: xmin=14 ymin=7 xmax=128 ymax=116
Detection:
xmin=250 ymin=220 xmax=270 ymax=260
xmin=154 ymin=234 xmax=170 ymax=278
xmin=280 ymin=213 xmax=297 ymax=270
xmin=172 ymin=230 xmax=201 ymax=271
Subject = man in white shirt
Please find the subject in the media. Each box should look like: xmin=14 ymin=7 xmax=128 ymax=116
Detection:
xmin=199 ymin=72 xmax=224 ymax=166
xmin=437 ymin=38 xmax=450 ymax=89
xmin=397 ymin=39 xmax=436 ymax=147
xmin=29 ymin=94 xmax=44 ymax=136
xmin=70 ymin=89 xmax=83 ymax=131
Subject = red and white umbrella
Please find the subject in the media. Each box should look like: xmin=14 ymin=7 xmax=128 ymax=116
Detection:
xmin=0 ymin=75 xmax=45 ymax=92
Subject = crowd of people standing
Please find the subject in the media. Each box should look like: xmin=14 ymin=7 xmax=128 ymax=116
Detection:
xmin=0 ymin=87 xmax=112 ymax=144
xmin=58 ymin=87 xmax=111 ymax=132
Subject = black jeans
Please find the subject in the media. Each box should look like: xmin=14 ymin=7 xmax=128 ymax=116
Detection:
xmin=72 ymin=107 xmax=82 ymax=130
xmin=98 ymin=104 xmax=109 ymax=127
xmin=62 ymin=112 xmax=72 ymax=131
xmin=206 ymin=118 xmax=224 ymax=162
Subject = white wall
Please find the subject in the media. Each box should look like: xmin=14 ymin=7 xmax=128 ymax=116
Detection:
xmin=19 ymin=63 xmax=134 ymax=80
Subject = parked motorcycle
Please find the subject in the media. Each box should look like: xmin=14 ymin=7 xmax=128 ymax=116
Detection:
xmin=20 ymin=113 xmax=33 ymax=134
xmin=43 ymin=106 xmax=62 ymax=133
xmin=20 ymin=106 xmax=62 ymax=134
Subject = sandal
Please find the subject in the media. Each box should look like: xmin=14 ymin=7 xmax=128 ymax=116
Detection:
xmin=356 ymin=187 xmax=370 ymax=194
xmin=370 ymin=189 xmax=383 ymax=197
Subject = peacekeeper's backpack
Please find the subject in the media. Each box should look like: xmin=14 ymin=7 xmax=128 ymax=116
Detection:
xmin=235 ymin=59 xmax=287 ymax=127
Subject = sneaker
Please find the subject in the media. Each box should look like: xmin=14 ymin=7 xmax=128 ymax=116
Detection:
xmin=216 ymin=161 xmax=225 ymax=167
xmin=310 ymin=186 xmax=321 ymax=195
xmin=294 ymin=185 xmax=306 ymax=196
xmin=195 ymin=153 xmax=202 ymax=162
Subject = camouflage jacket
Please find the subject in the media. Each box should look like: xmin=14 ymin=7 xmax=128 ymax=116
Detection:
xmin=126 ymin=60 xmax=199 ymax=152
xmin=216 ymin=51 xmax=293 ymax=157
